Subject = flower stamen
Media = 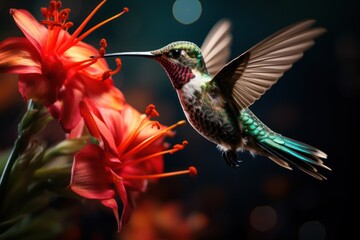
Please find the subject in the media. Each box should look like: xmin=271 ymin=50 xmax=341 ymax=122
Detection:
xmin=119 ymin=141 xmax=188 ymax=168
xmin=39 ymin=1 xmax=76 ymax=54
xmin=117 ymin=104 xmax=160 ymax=153
xmin=63 ymin=58 xmax=97 ymax=72
xmin=58 ymin=0 xmax=108 ymax=53
xmin=99 ymin=38 xmax=108 ymax=57
xmin=170 ymin=140 xmax=188 ymax=154
xmin=63 ymin=38 xmax=122 ymax=81
xmin=152 ymin=121 xmax=161 ymax=130
xmin=146 ymin=104 xmax=159 ymax=118
xmin=121 ymin=166 xmax=197 ymax=179
xmin=74 ymin=7 xmax=129 ymax=46
xmin=100 ymin=58 xmax=122 ymax=81
xmin=121 ymin=120 xmax=186 ymax=159
xmin=116 ymin=114 xmax=147 ymax=153
xmin=40 ymin=1 xmax=72 ymax=30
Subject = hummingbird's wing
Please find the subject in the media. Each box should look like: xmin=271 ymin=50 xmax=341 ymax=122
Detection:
xmin=212 ymin=19 xmax=326 ymax=109
xmin=201 ymin=19 xmax=232 ymax=76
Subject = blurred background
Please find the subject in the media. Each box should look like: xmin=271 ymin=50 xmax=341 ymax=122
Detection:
xmin=0 ymin=0 xmax=358 ymax=239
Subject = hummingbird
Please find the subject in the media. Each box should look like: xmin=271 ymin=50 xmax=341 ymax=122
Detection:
xmin=100 ymin=19 xmax=330 ymax=180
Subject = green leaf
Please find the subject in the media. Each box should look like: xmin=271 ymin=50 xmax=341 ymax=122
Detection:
xmin=0 ymin=209 xmax=69 ymax=240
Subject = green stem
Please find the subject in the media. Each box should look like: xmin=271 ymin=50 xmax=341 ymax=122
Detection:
xmin=0 ymin=100 xmax=39 ymax=206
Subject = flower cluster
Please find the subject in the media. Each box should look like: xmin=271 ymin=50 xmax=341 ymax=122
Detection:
xmin=0 ymin=0 xmax=126 ymax=132
xmin=0 ymin=0 xmax=196 ymax=235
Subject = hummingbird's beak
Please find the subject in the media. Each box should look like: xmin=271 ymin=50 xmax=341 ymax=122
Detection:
xmin=91 ymin=51 xmax=158 ymax=58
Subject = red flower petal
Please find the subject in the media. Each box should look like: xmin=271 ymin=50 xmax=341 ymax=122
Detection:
xmin=70 ymin=144 xmax=115 ymax=199
xmin=79 ymin=100 xmax=101 ymax=139
xmin=110 ymin=170 xmax=130 ymax=231
xmin=18 ymin=73 xmax=58 ymax=105
xmin=57 ymin=87 xmax=84 ymax=132
xmin=66 ymin=119 xmax=85 ymax=139
xmin=101 ymin=198 xmax=121 ymax=230
xmin=0 ymin=37 xmax=42 ymax=74
xmin=10 ymin=9 xmax=47 ymax=54
xmin=80 ymin=100 xmax=119 ymax=157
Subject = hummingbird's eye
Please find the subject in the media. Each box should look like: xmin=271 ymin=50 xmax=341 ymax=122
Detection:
xmin=169 ymin=49 xmax=182 ymax=59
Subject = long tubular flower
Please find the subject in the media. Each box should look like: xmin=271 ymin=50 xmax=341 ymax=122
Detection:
xmin=70 ymin=100 xmax=197 ymax=231
xmin=0 ymin=0 xmax=128 ymax=132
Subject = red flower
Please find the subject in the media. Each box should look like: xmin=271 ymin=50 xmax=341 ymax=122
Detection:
xmin=70 ymin=100 xmax=196 ymax=231
xmin=0 ymin=0 xmax=128 ymax=132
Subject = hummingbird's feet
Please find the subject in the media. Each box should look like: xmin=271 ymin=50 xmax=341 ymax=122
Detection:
xmin=222 ymin=150 xmax=242 ymax=168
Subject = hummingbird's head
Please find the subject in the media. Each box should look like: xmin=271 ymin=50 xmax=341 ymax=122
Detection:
xmin=147 ymin=41 xmax=207 ymax=89
xmin=100 ymin=41 xmax=207 ymax=89
xmin=151 ymin=41 xmax=207 ymax=73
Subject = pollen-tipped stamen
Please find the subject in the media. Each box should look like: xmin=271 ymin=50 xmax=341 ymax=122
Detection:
xmin=117 ymin=114 xmax=151 ymax=154
xmin=98 ymin=38 xmax=108 ymax=57
xmin=100 ymin=58 xmax=122 ymax=81
xmin=145 ymin=104 xmax=159 ymax=118
xmin=117 ymin=104 xmax=161 ymax=153
xmin=120 ymin=141 xmax=188 ymax=168
xmin=63 ymin=38 xmax=115 ymax=75
xmin=121 ymin=166 xmax=197 ymax=179
xmin=40 ymin=1 xmax=75 ymax=52
xmin=58 ymin=0 xmax=108 ymax=53
xmin=121 ymin=120 xmax=186 ymax=159
xmin=73 ymin=7 xmax=129 ymax=47
xmin=170 ymin=140 xmax=188 ymax=154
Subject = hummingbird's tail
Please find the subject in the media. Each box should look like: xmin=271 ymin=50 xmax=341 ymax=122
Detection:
xmin=240 ymin=109 xmax=330 ymax=180
xmin=256 ymin=135 xmax=330 ymax=180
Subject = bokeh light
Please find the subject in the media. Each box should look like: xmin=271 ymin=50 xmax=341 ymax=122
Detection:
xmin=172 ymin=0 xmax=202 ymax=25
xmin=299 ymin=220 xmax=326 ymax=240
xmin=250 ymin=205 xmax=277 ymax=232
